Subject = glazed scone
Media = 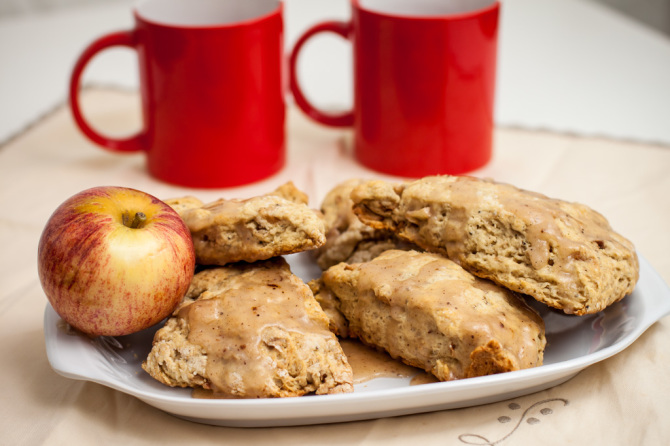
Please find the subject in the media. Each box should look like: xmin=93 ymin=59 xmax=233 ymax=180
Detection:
xmin=351 ymin=175 xmax=639 ymax=315
xmin=140 ymin=316 xmax=208 ymax=389
xmin=142 ymin=258 xmax=354 ymax=398
xmin=174 ymin=183 xmax=326 ymax=265
xmin=164 ymin=182 xmax=307 ymax=218
xmin=317 ymin=250 xmax=546 ymax=381
xmin=315 ymin=179 xmax=414 ymax=270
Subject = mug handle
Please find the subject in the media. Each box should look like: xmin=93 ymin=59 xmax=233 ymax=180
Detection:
xmin=68 ymin=31 xmax=145 ymax=153
xmin=288 ymin=21 xmax=354 ymax=127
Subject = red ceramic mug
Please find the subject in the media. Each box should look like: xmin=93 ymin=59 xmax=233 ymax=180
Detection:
xmin=289 ymin=0 xmax=499 ymax=177
xmin=70 ymin=0 xmax=285 ymax=188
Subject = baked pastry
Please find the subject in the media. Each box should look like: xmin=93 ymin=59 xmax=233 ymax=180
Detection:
xmin=309 ymin=278 xmax=349 ymax=338
xmin=142 ymin=258 xmax=354 ymax=398
xmin=163 ymin=196 xmax=203 ymax=216
xmin=166 ymin=182 xmax=326 ymax=265
xmin=351 ymin=175 xmax=639 ymax=315
xmin=269 ymin=181 xmax=310 ymax=204
xmin=314 ymin=179 xmax=415 ymax=270
xmin=315 ymin=250 xmax=546 ymax=381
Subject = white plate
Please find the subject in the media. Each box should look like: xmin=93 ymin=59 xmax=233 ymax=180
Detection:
xmin=44 ymin=253 xmax=670 ymax=427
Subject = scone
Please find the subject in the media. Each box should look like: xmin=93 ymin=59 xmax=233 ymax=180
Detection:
xmin=314 ymin=179 xmax=414 ymax=270
xmin=309 ymin=278 xmax=350 ymax=338
xmin=142 ymin=258 xmax=354 ymax=398
xmin=163 ymin=196 xmax=203 ymax=215
xmin=167 ymin=182 xmax=326 ymax=265
xmin=351 ymin=176 xmax=639 ymax=316
xmin=315 ymin=250 xmax=546 ymax=381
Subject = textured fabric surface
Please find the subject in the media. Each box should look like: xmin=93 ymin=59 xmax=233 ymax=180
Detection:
xmin=1 ymin=89 xmax=668 ymax=445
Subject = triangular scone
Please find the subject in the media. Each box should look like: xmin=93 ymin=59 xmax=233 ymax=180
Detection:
xmin=314 ymin=250 xmax=545 ymax=381
xmin=351 ymin=175 xmax=639 ymax=315
xmin=166 ymin=182 xmax=325 ymax=265
xmin=142 ymin=258 xmax=354 ymax=398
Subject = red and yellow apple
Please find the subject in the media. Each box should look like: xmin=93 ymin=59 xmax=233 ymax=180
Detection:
xmin=38 ymin=186 xmax=195 ymax=337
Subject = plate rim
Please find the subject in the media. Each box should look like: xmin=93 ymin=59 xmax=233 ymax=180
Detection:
xmin=43 ymin=253 xmax=670 ymax=426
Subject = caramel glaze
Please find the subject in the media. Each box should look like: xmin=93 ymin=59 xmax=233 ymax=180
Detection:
xmin=179 ymin=261 xmax=343 ymax=398
xmin=339 ymin=339 xmax=437 ymax=385
xmin=426 ymin=178 xmax=628 ymax=284
xmin=323 ymin=250 xmax=545 ymax=382
xmin=192 ymin=337 xmax=436 ymax=398
xmin=182 ymin=198 xmax=245 ymax=233
xmin=393 ymin=176 xmax=638 ymax=314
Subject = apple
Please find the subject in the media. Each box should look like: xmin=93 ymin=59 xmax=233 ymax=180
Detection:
xmin=38 ymin=186 xmax=195 ymax=337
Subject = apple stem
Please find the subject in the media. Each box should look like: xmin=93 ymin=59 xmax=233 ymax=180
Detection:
xmin=127 ymin=212 xmax=147 ymax=229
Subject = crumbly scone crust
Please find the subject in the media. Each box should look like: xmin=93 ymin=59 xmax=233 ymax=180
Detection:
xmin=315 ymin=179 xmax=414 ymax=269
xmin=141 ymin=317 xmax=208 ymax=388
xmin=351 ymin=175 xmax=639 ymax=315
xmin=318 ymin=250 xmax=546 ymax=381
xmin=169 ymin=183 xmax=326 ymax=265
xmin=269 ymin=181 xmax=309 ymax=205
xmin=308 ymin=278 xmax=350 ymax=338
xmin=142 ymin=258 xmax=353 ymax=398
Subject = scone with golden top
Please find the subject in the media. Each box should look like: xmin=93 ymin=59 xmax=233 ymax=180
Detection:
xmin=142 ymin=258 xmax=354 ymax=398
xmin=314 ymin=179 xmax=415 ymax=270
xmin=315 ymin=250 xmax=546 ymax=381
xmin=166 ymin=182 xmax=326 ymax=265
xmin=351 ymin=175 xmax=639 ymax=316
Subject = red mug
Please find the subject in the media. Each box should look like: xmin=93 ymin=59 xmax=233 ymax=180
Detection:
xmin=69 ymin=0 xmax=285 ymax=188
xmin=289 ymin=0 xmax=499 ymax=177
